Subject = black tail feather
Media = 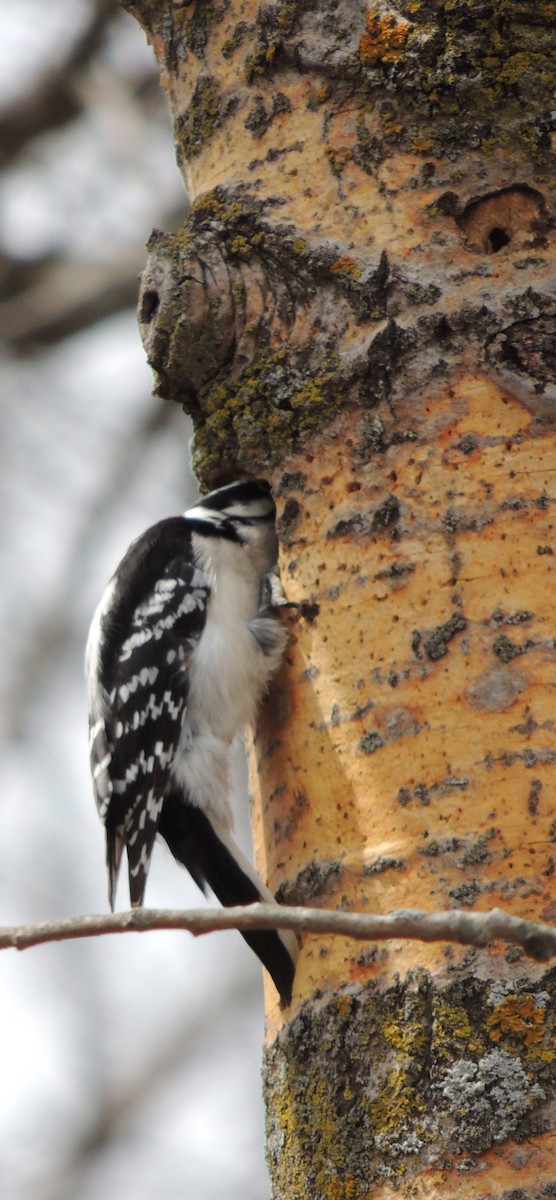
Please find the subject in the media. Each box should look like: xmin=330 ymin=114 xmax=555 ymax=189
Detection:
xmin=159 ymin=793 xmax=297 ymax=1005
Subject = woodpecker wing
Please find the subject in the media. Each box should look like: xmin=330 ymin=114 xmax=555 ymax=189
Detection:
xmin=88 ymin=519 xmax=210 ymax=907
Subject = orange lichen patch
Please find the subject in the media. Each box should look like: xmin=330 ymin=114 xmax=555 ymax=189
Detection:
xmin=325 ymin=145 xmax=352 ymax=176
xmin=359 ymin=8 xmax=410 ymax=65
xmin=487 ymin=995 xmax=554 ymax=1059
xmin=411 ymin=136 xmax=434 ymax=153
xmin=329 ymin=256 xmax=363 ymax=280
xmin=383 ymin=117 xmax=405 ymax=139
xmin=325 ymin=1173 xmax=358 ymax=1200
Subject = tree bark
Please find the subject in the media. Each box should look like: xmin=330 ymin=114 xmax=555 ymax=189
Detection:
xmin=123 ymin=1 xmax=556 ymax=1195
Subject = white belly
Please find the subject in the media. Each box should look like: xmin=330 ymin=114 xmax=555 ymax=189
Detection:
xmin=170 ymin=554 xmax=286 ymax=823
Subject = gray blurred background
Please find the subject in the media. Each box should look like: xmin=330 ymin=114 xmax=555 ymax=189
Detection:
xmin=0 ymin=3 xmax=269 ymax=1196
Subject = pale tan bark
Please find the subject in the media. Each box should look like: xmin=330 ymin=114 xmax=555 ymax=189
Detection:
xmin=124 ymin=1 xmax=556 ymax=1195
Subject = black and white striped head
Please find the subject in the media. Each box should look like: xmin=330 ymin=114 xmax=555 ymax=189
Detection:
xmin=185 ymin=478 xmax=279 ymax=573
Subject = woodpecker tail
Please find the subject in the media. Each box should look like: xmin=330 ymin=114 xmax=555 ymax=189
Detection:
xmin=158 ymin=793 xmax=298 ymax=1006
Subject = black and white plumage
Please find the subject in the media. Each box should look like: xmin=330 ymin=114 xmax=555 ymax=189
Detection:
xmin=86 ymin=477 xmax=297 ymax=1004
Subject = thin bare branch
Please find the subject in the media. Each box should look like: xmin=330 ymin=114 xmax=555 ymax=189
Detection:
xmin=0 ymin=0 xmax=119 ymax=168
xmin=0 ymin=255 xmax=142 ymax=348
xmin=0 ymin=206 xmax=186 ymax=349
xmin=1 ymin=902 xmax=555 ymax=962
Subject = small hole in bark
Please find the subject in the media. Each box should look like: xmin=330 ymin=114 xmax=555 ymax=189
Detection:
xmin=458 ymin=184 xmax=547 ymax=254
xmin=436 ymin=315 xmax=452 ymax=340
xmin=141 ymin=289 xmax=160 ymax=323
xmin=487 ymin=226 xmax=511 ymax=253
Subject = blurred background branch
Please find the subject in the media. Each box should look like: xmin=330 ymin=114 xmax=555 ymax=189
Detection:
xmin=0 ymin=0 xmax=119 ymax=169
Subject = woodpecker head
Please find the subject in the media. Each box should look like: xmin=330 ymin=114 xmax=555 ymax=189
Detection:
xmin=185 ymin=478 xmax=279 ymax=574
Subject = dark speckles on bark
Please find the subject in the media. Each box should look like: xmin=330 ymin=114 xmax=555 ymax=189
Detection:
xmin=359 ymin=730 xmax=383 ymax=755
xmin=527 ymin=778 xmax=542 ymax=816
xmin=489 ymin=607 xmax=533 ymax=627
xmin=423 ymin=612 xmax=468 ymax=661
xmin=278 ymin=497 xmax=303 ymax=544
xmin=443 ymin=507 xmax=460 ymax=534
xmin=453 ymin=433 xmax=479 ymax=455
xmin=279 ymin=470 xmax=307 ymax=492
xmin=244 ymin=92 xmax=292 ymax=138
xmin=364 ymin=855 xmax=406 ymax=875
xmin=371 ymin=492 xmax=400 ymax=532
xmin=279 ymin=858 xmax=343 ymax=905
xmin=419 ymin=836 xmax=461 ymax=857
xmin=327 ymin=512 xmax=365 ymax=538
xmin=493 ymin=634 xmax=534 ymax=663
xmin=328 ymin=497 xmax=401 ymax=537
xmin=400 ymin=777 xmax=469 ymax=811
xmin=414 ymin=781 xmax=429 ymax=806
xmin=459 ymin=833 xmax=492 ymax=867
xmin=449 ymin=880 xmax=481 ymax=906
xmin=411 ymin=629 xmax=423 ymax=659
xmin=375 ymin=560 xmax=415 ymax=582
xmin=509 ymin=713 xmax=538 ymax=737
xmin=273 ymin=787 xmax=309 ymax=845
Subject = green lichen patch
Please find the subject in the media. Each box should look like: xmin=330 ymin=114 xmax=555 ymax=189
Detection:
xmin=191 ymin=344 xmax=346 ymax=479
xmin=325 ymin=145 xmax=353 ymax=178
xmin=244 ymin=91 xmax=292 ymax=138
xmin=264 ymin=972 xmax=556 ymax=1196
xmin=177 ymin=0 xmax=231 ymax=60
xmin=182 ymin=4 xmax=210 ymax=57
xmin=244 ymin=0 xmax=321 ymax=83
xmin=235 ymin=0 xmax=556 ymax=167
xmin=166 ymin=0 xmax=556 ymax=167
xmin=358 ymin=0 xmax=556 ymax=164
xmin=145 ymin=186 xmax=395 ymax=477
xmin=183 ymin=185 xmax=310 ymax=270
xmin=174 ymin=74 xmax=236 ymax=160
xmin=221 ymin=19 xmax=251 ymax=59
xmin=188 ymin=186 xmax=267 ymax=234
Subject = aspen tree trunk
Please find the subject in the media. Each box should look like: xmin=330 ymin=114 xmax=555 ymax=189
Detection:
xmin=124 ymin=1 xmax=556 ymax=1195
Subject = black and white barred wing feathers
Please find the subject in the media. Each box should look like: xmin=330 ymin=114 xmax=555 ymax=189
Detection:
xmin=88 ymin=548 xmax=209 ymax=908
